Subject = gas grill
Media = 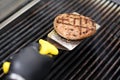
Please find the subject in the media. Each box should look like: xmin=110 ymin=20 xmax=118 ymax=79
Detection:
xmin=0 ymin=0 xmax=120 ymax=80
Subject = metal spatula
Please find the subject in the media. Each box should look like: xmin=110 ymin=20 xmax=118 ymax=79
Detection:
xmin=47 ymin=12 xmax=100 ymax=50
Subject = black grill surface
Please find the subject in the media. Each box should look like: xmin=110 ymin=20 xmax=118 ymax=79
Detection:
xmin=0 ymin=0 xmax=120 ymax=80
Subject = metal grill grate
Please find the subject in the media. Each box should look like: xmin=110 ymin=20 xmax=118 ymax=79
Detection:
xmin=0 ymin=0 xmax=120 ymax=79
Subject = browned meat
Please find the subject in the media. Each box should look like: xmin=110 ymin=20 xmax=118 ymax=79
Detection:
xmin=54 ymin=13 xmax=96 ymax=40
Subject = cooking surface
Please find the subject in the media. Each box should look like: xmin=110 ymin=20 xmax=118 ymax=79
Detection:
xmin=110 ymin=0 xmax=120 ymax=4
xmin=0 ymin=0 xmax=120 ymax=79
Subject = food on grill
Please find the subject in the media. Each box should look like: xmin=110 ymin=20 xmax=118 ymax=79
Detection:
xmin=54 ymin=13 xmax=96 ymax=40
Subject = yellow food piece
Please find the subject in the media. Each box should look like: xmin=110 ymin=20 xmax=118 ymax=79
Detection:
xmin=39 ymin=39 xmax=59 ymax=56
xmin=2 ymin=62 xmax=10 ymax=74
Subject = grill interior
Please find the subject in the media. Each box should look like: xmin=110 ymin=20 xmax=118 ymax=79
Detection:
xmin=0 ymin=0 xmax=120 ymax=79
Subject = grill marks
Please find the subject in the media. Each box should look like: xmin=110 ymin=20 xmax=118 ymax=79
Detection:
xmin=55 ymin=13 xmax=96 ymax=40
xmin=57 ymin=14 xmax=95 ymax=33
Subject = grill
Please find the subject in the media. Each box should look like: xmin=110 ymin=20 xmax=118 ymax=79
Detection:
xmin=0 ymin=0 xmax=120 ymax=79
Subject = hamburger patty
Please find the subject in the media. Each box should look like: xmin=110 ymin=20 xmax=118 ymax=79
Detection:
xmin=54 ymin=13 xmax=96 ymax=40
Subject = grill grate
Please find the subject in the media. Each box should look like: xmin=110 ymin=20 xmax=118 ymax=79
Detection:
xmin=0 ymin=0 xmax=120 ymax=79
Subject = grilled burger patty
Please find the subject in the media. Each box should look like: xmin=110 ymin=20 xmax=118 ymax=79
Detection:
xmin=54 ymin=13 xmax=96 ymax=40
